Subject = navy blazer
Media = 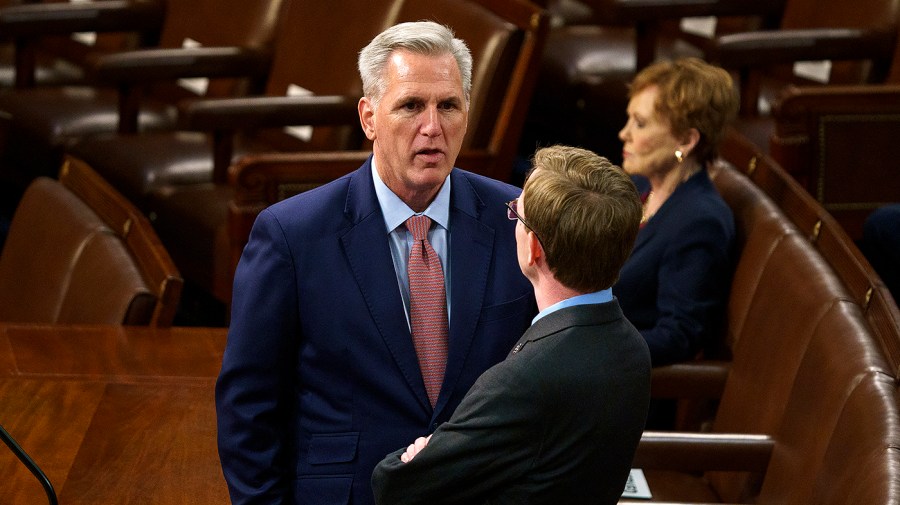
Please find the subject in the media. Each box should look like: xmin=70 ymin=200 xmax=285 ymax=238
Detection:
xmin=372 ymin=300 xmax=651 ymax=504
xmin=615 ymin=169 xmax=736 ymax=366
xmin=216 ymin=157 xmax=537 ymax=505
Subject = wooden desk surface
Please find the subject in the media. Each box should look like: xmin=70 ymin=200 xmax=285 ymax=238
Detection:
xmin=0 ymin=324 xmax=229 ymax=504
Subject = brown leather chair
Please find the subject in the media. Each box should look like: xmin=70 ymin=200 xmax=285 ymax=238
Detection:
xmin=0 ymin=0 xmax=284 ymax=204
xmin=106 ymin=0 xmax=550 ymax=306
xmin=0 ymin=155 xmax=182 ymax=326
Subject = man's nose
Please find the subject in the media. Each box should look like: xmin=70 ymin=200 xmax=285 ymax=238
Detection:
xmin=420 ymin=107 xmax=442 ymax=136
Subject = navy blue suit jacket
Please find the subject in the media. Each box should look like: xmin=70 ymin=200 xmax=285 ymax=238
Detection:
xmin=615 ymin=169 xmax=736 ymax=366
xmin=216 ymin=157 xmax=537 ymax=505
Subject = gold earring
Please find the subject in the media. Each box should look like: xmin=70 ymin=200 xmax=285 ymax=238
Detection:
xmin=675 ymin=150 xmax=684 ymax=163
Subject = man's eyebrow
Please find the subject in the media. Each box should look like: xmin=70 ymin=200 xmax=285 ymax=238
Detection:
xmin=392 ymin=93 xmax=424 ymax=105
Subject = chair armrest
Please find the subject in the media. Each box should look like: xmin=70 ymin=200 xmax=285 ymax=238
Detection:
xmin=589 ymin=0 xmax=783 ymax=23
xmin=89 ymin=46 xmax=270 ymax=84
xmin=650 ymin=360 xmax=730 ymax=399
xmin=0 ymin=0 xmax=163 ymax=37
xmin=774 ymin=83 xmax=900 ymax=118
xmin=178 ymin=95 xmax=360 ymax=131
xmin=180 ymin=95 xmax=360 ymax=184
xmin=711 ymin=28 xmax=894 ymax=68
xmin=633 ymin=431 xmax=774 ymax=472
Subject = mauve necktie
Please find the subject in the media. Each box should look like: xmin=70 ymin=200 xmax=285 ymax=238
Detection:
xmin=406 ymin=215 xmax=448 ymax=407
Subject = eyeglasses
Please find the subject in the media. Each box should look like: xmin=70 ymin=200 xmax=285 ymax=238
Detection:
xmin=506 ymin=198 xmax=544 ymax=247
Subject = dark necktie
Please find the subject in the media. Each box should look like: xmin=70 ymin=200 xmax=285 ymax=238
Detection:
xmin=406 ymin=215 xmax=449 ymax=407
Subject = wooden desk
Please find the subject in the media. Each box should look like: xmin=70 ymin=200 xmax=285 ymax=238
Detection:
xmin=0 ymin=324 xmax=229 ymax=504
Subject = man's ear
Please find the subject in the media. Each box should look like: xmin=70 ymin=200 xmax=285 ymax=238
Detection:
xmin=359 ymin=97 xmax=376 ymax=141
xmin=527 ymin=229 xmax=543 ymax=266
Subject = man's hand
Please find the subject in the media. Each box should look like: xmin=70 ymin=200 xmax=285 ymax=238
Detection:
xmin=400 ymin=435 xmax=432 ymax=463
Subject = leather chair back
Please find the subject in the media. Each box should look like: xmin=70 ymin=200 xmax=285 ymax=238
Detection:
xmin=710 ymin=162 xmax=794 ymax=356
xmin=0 ymin=156 xmax=182 ymax=326
xmin=809 ymin=372 xmax=900 ymax=503
xmin=703 ymin=297 xmax=890 ymax=503
xmin=752 ymin=302 xmax=893 ymax=503
xmin=248 ymin=0 xmax=401 ymax=153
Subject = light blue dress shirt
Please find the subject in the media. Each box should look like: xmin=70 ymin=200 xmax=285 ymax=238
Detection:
xmin=372 ymin=160 xmax=452 ymax=329
xmin=531 ymin=289 xmax=614 ymax=325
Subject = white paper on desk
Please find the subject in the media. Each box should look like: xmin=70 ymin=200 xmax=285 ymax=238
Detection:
xmin=283 ymin=84 xmax=314 ymax=142
xmin=621 ymin=468 xmax=653 ymax=499
xmin=178 ymin=38 xmax=210 ymax=95
xmin=680 ymin=16 xmax=717 ymax=39
xmin=793 ymin=60 xmax=832 ymax=84
xmin=71 ymin=32 xmax=97 ymax=46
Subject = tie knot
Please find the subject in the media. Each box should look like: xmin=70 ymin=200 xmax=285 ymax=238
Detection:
xmin=406 ymin=215 xmax=432 ymax=241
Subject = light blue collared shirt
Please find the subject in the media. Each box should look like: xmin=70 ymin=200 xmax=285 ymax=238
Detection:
xmin=372 ymin=160 xmax=451 ymax=329
xmin=531 ymin=289 xmax=613 ymax=325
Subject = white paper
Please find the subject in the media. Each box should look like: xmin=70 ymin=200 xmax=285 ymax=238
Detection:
xmin=71 ymin=32 xmax=97 ymax=46
xmin=680 ymin=17 xmax=718 ymax=39
xmin=178 ymin=38 xmax=210 ymax=95
xmin=283 ymin=84 xmax=314 ymax=142
xmin=793 ymin=60 xmax=832 ymax=84
xmin=621 ymin=468 xmax=653 ymax=499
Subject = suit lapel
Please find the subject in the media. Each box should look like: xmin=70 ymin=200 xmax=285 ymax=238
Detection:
xmin=340 ymin=160 xmax=432 ymax=412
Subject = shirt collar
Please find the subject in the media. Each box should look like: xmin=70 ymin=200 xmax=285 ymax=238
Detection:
xmin=372 ymin=157 xmax=451 ymax=232
xmin=532 ymin=288 xmax=613 ymax=325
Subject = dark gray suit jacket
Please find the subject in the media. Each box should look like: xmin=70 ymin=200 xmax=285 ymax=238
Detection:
xmin=371 ymin=299 xmax=651 ymax=504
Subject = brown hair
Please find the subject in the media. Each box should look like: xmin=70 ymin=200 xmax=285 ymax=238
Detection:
xmin=522 ymin=145 xmax=642 ymax=292
xmin=630 ymin=57 xmax=738 ymax=165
